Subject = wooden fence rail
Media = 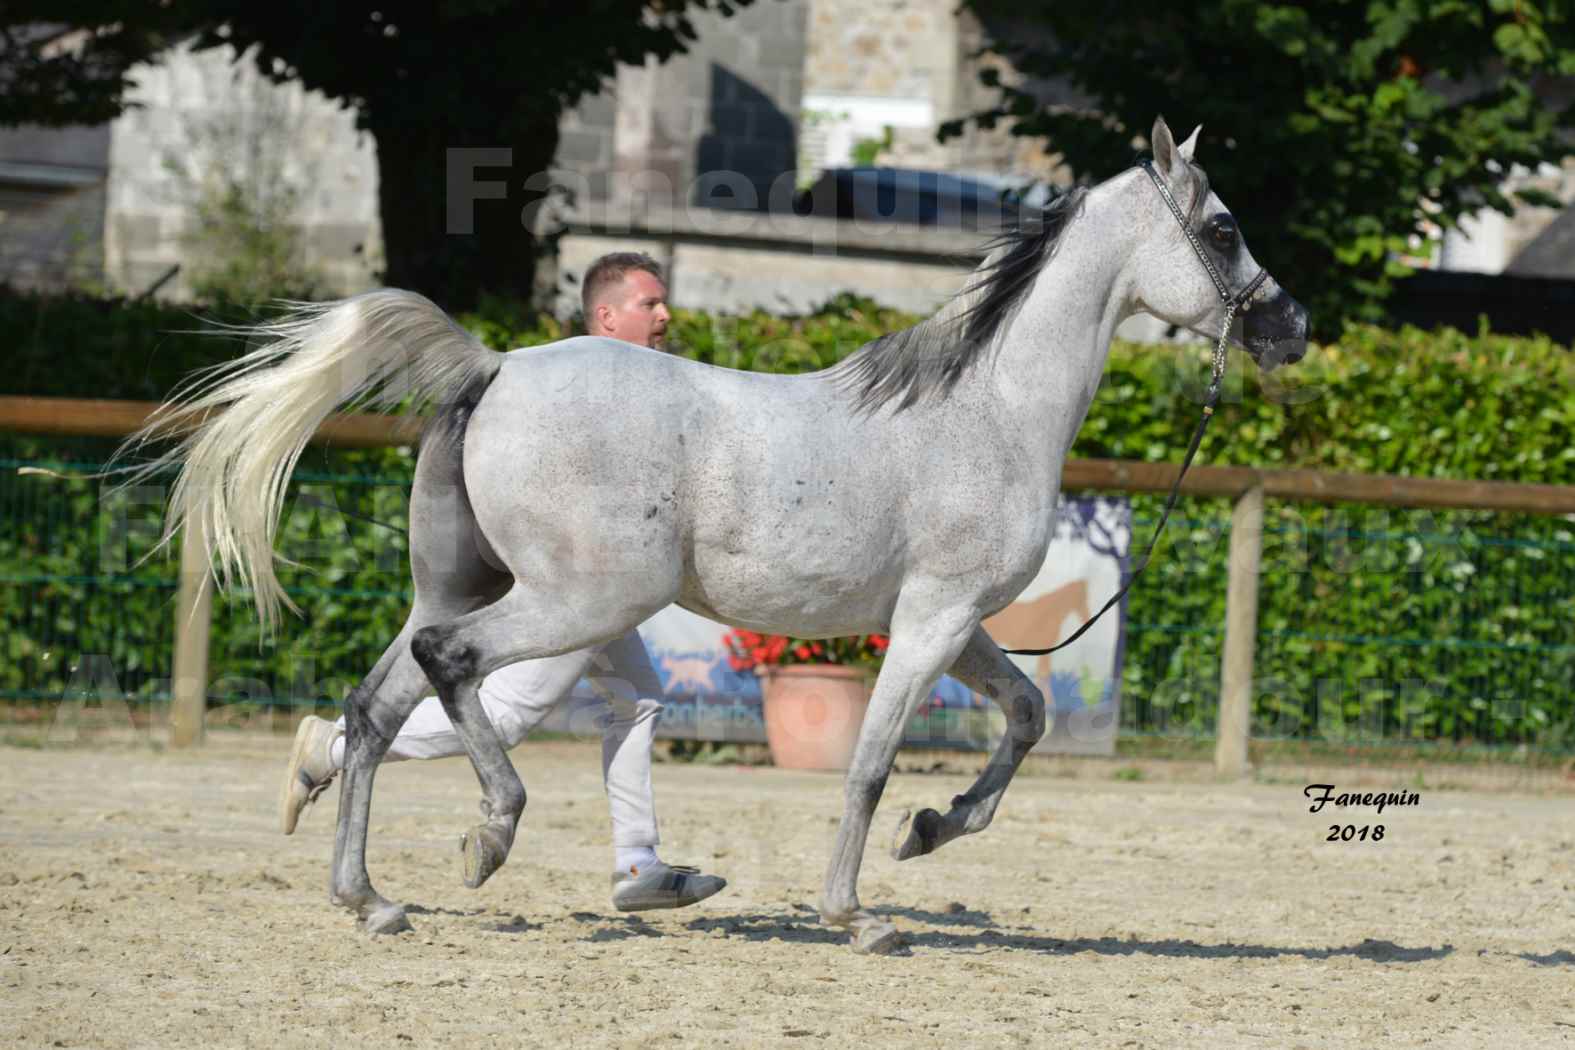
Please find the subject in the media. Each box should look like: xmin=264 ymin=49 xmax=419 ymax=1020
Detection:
xmin=9 ymin=395 xmax=1573 ymax=513
xmin=6 ymin=395 xmax=1575 ymax=772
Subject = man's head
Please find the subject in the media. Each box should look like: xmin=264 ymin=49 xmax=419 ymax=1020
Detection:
xmin=582 ymin=252 xmax=670 ymax=349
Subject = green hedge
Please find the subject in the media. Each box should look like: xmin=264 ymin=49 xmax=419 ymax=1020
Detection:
xmin=3 ymin=288 xmax=1572 ymax=748
xmin=7 ymin=289 xmax=1572 ymax=483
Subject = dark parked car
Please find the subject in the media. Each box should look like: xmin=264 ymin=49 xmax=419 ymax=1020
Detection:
xmin=791 ymin=167 xmax=1048 ymax=230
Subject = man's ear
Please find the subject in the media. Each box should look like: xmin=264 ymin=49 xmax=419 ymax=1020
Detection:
xmin=591 ymin=303 xmax=611 ymax=335
xmin=1151 ymin=115 xmax=1178 ymax=179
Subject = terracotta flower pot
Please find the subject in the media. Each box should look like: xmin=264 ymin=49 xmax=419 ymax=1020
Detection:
xmin=759 ymin=664 xmax=872 ymax=771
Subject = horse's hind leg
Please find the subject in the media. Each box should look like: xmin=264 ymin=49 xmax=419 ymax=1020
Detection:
xmin=410 ymin=582 xmax=665 ymax=889
xmin=433 ymin=667 xmax=523 ymax=891
xmin=331 ymin=425 xmax=505 ymax=931
xmin=329 ymin=618 xmax=441 ymax=933
xmin=892 ymin=624 xmax=1045 ymax=861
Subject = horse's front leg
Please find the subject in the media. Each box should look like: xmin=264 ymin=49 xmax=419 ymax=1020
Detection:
xmin=892 ymin=624 xmax=1045 ymax=861
xmin=818 ymin=603 xmax=977 ymax=954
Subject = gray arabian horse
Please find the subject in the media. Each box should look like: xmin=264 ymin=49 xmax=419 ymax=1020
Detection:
xmin=126 ymin=118 xmax=1307 ymax=954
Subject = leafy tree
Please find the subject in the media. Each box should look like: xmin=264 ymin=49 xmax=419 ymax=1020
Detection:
xmin=0 ymin=11 xmax=199 ymax=126
xmin=948 ymin=0 xmax=1575 ymax=335
xmin=1 ymin=2 xmax=750 ymax=309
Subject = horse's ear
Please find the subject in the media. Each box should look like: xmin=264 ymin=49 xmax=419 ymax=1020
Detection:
xmin=1178 ymin=125 xmax=1202 ymax=162
xmin=1151 ymin=116 xmax=1178 ymax=177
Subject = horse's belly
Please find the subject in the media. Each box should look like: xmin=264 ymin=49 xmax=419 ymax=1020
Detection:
xmin=681 ymin=532 xmax=901 ymax=637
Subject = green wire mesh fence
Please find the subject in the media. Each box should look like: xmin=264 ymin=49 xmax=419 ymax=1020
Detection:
xmin=1114 ymin=495 xmax=1575 ymax=752
xmin=6 ymin=439 xmax=1574 ymax=753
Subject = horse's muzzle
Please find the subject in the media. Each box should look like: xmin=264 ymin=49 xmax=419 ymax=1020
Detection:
xmin=1244 ymin=288 xmax=1309 ymax=369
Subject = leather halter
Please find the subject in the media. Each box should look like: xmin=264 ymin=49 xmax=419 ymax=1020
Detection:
xmin=1140 ymin=158 xmax=1270 ymax=402
xmin=1140 ymin=160 xmax=1268 ymax=313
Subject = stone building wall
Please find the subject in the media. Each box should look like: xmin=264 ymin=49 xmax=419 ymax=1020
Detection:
xmin=555 ymin=0 xmax=807 ymax=213
xmin=554 ymin=201 xmax=983 ymax=319
xmin=942 ymin=16 xmax=1069 ymax=183
xmin=1499 ymin=157 xmax=1575 ymax=276
xmin=801 ymin=0 xmax=956 ymax=173
xmin=0 ymin=124 xmax=109 ymax=291
xmin=548 ymin=1 xmax=810 ymax=307
xmin=1433 ymin=157 xmax=1575 ymax=275
xmin=105 ymin=42 xmax=382 ymax=300
xmin=101 ymin=5 xmax=808 ymax=303
xmin=799 ymin=0 xmax=1060 ymax=182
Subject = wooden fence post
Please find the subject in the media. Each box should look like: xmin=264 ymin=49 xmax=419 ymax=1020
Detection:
xmin=1215 ymin=483 xmax=1264 ymax=777
xmin=170 ymin=528 xmax=213 ymax=748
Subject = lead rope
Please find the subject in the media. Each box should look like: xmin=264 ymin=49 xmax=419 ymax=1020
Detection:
xmin=1002 ymin=345 xmax=1224 ymax=658
xmin=1004 ymin=160 xmax=1266 ymax=658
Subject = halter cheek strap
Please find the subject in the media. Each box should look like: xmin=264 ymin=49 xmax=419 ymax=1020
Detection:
xmin=1139 ymin=159 xmax=1269 ymax=407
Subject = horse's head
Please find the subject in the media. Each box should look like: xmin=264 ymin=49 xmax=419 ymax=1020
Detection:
xmin=1127 ymin=116 xmax=1308 ymax=369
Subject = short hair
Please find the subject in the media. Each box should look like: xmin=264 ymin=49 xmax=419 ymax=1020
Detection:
xmin=581 ymin=252 xmax=664 ymax=318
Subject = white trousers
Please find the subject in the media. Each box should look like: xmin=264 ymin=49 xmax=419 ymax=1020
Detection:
xmin=336 ymin=630 xmax=663 ymax=847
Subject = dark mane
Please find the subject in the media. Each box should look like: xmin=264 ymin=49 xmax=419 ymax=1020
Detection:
xmin=831 ymin=186 xmax=1088 ymax=413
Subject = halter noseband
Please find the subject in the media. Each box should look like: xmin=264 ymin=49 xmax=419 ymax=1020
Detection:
xmin=1139 ymin=158 xmax=1269 ymax=407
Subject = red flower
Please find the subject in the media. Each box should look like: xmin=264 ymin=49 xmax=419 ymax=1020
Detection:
xmin=720 ymin=627 xmax=890 ymax=670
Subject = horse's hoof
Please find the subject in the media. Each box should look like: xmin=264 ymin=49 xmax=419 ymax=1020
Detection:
xmin=852 ymin=919 xmax=906 ymax=955
xmin=892 ymin=807 xmax=942 ymax=861
xmin=363 ymin=903 xmax=412 ymax=935
xmin=461 ymin=824 xmax=509 ymax=889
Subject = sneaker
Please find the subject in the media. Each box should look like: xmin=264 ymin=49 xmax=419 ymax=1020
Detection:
xmin=610 ymin=861 xmax=727 ymax=912
xmin=279 ymin=716 xmax=342 ymax=835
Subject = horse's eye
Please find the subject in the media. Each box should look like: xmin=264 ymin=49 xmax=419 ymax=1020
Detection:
xmin=1210 ymin=219 xmax=1238 ymax=250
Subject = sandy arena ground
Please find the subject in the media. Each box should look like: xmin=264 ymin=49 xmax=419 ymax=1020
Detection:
xmin=2 ymin=734 xmax=1572 ymax=1049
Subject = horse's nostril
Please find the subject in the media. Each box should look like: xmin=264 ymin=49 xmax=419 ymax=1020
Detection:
xmin=1260 ymin=338 xmax=1307 ymax=369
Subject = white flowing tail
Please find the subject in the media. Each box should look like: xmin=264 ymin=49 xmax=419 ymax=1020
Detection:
xmin=119 ymin=289 xmax=502 ymax=629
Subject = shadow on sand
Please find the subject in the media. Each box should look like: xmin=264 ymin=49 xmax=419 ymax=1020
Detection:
xmin=1517 ymin=949 xmax=1575 ymax=967
xmin=690 ymin=906 xmax=1454 ymax=962
xmin=473 ymin=903 xmax=1456 ymax=963
xmin=405 ymin=903 xmax=488 ymax=919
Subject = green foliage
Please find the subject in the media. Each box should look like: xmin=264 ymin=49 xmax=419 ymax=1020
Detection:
xmin=0 ymin=11 xmax=196 ymax=127
xmin=1 ymin=291 xmax=281 ymax=401
xmin=1081 ymin=318 xmax=1575 ymax=748
xmin=178 ymin=178 xmax=322 ymax=305
xmin=850 ymin=125 xmax=895 ymax=167
xmin=949 ymin=0 xmax=1575 ymax=336
xmin=3 ymin=290 xmax=1573 ymax=748
xmin=1079 ymin=321 xmax=1575 ymax=482
xmin=0 ymin=436 xmax=419 ymax=711
xmin=667 ymin=293 xmax=917 ymax=373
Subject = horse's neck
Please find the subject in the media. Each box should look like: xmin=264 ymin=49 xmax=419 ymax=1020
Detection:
xmin=986 ymin=183 xmax=1138 ymax=473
